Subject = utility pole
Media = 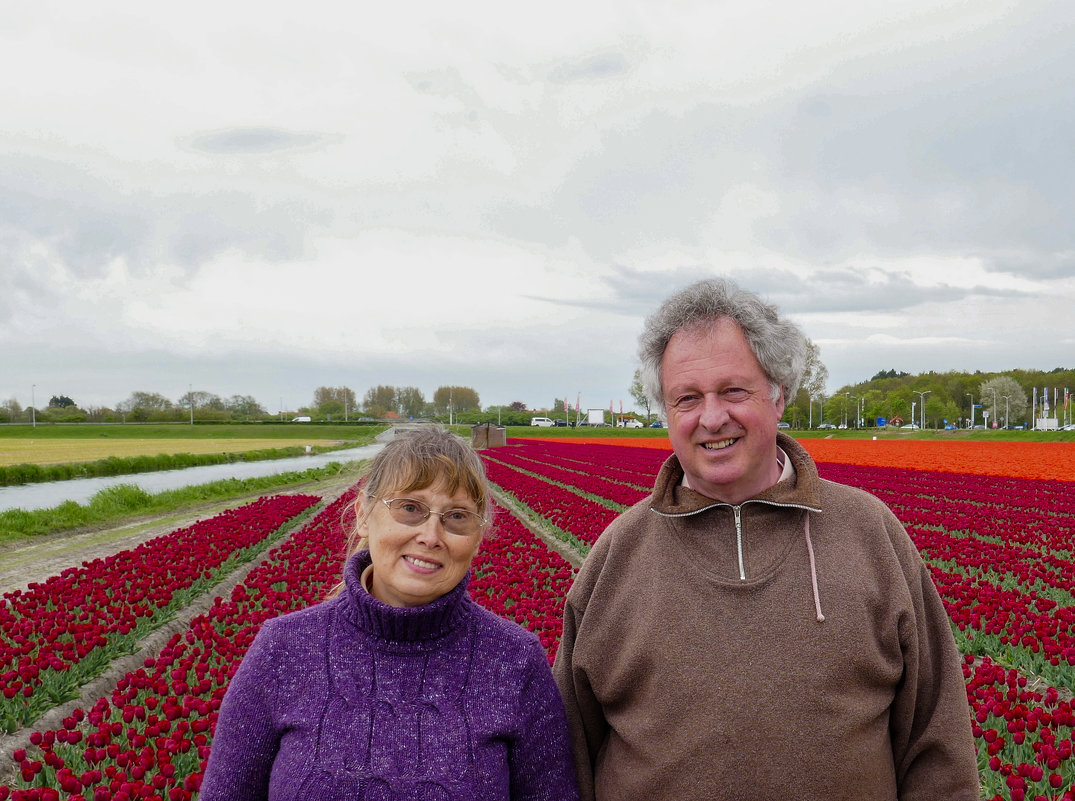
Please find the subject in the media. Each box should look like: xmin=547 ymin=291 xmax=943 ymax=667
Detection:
xmin=913 ymin=390 xmax=931 ymax=429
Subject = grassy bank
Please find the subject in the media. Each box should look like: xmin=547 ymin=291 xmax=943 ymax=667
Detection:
xmin=0 ymin=462 xmax=365 ymax=545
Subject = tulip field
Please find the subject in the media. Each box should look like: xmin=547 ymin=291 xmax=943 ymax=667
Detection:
xmin=2 ymin=436 xmax=1075 ymax=800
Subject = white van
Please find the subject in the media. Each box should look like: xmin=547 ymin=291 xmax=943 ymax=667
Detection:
xmin=292 ymin=416 xmax=312 ymax=422
xmin=530 ymin=417 xmax=555 ymax=427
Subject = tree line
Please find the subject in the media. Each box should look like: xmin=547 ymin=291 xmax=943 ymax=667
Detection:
xmin=3 ymin=360 xmax=1071 ymax=428
xmin=785 ymin=366 xmax=1075 ymax=429
xmin=0 ymin=385 xmax=488 ymax=425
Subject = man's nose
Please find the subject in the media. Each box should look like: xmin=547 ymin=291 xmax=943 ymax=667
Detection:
xmin=698 ymin=394 xmax=729 ymax=430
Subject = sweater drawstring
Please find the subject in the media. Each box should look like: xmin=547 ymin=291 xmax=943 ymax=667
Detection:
xmin=804 ymin=511 xmax=825 ymax=623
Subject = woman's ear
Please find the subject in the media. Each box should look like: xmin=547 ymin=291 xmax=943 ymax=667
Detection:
xmin=353 ymin=497 xmax=371 ymax=536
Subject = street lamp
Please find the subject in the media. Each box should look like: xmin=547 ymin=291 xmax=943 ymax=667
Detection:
xmin=988 ymin=388 xmax=997 ymax=429
xmin=913 ymin=390 xmax=931 ymax=430
xmin=966 ymin=393 xmax=975 ymax=428
xmin=1002 ymin=395 xmax=1010 ymax=429
xmin=31 ymin=384 xmax=36 ymax=428
xmin=844 ymin=393 xmax=857 ymax=428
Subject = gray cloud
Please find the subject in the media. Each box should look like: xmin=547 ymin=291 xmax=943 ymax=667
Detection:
xmin=549 ymin=51 xmax=632 ymax=84
xmin=0 ymin=152 xmax=329 ymax=280
xmin=185 ymin=127 xmax=331 ymax=155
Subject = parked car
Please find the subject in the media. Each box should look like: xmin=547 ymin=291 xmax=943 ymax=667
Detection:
xmin=817 ymin=423 xmax=836 ymax=430
xmin=617 ymin=418 xmax=644 ymax=428
xmin=530 ymin=417 xmax=554 ymax=427
xmin=649 ymin=421 xmax=663 ymax=428
xmin=777 ymin=422 xmax=790 ymax=429
xmin=901 ymin=423 xmax=919 ymax=430
xmin=553 ymin=419 xmax=568 ymax=427
xmin=291 ymin=416 xmax=311 ymax=422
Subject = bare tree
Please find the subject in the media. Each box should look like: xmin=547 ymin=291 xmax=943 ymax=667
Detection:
xmin=628 ymin=369 xmax=653 ymax=422
xmin=979 ymin=376 xmax=1028 ymax=427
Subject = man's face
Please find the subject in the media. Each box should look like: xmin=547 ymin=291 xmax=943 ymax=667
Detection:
xmin=661 ymin=317 xmax=785 ymax=504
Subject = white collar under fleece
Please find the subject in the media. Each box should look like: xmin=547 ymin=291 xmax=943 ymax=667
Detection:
xmin=675 ymin=446 xmax=825 ymax=623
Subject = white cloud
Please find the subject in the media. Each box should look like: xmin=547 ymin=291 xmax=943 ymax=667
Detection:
xmin=1 ymin=0 xmax=1073 ymax=411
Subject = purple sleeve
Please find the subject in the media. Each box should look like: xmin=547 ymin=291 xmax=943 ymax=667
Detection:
xmin=199 ymin=621 xmax=284 ymax=801
xmin=509 ymin=638 xmax=581 ymax=801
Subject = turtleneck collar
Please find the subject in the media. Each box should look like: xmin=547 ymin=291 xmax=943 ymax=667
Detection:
xmin=341 ymin=549 xmax=472 ymax=642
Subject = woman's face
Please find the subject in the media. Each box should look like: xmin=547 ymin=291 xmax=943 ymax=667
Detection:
xmin=357 ymin=480 xmax=485 ymax=608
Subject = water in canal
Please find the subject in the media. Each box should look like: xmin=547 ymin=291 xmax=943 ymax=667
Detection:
xmin=0 ymin=444 xmax=384 ymax=513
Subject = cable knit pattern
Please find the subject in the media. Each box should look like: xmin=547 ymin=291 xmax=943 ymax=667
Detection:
xmin=200 ymin=551 xmax=579 ymax=801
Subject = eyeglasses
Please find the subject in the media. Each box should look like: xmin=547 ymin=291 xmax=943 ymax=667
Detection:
xmin=378 ymin=497 xmax=486 ymax=536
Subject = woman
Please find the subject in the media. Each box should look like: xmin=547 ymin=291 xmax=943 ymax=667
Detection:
xmin=200 ymin=426 xmax=579 ymax=800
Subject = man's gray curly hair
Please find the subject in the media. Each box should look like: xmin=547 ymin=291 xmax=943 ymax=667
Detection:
xmin=638 ymin=278 xmax=808 ymax=412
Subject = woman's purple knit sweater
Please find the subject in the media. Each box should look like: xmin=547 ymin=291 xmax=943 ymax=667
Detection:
xmin=199 ymin=551 xmax=579 ymax=801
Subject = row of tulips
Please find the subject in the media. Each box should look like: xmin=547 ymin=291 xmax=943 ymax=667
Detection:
xmin=493 ymin=438 xmax=1075 ymax=799
xmin=0 ymin=495 xmax=319 ymax=734
xmin=480 ymin=457 xmax=619 ymax=551
xmin=470 ymin=509 xmax=575 ymax=660
xmin=1 ymin=485 xmax=576 ymax=799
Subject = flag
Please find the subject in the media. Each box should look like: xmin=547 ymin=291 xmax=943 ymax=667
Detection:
xmin=563 ymin=398 xmax=568 ymax=413
xmin=575 ymin=394 xmax=580 ymax=413
xmin=1044 ymin=387 xmax=1050 ymax=413
xmin=610 ymin=400 xmax=613 ymax=413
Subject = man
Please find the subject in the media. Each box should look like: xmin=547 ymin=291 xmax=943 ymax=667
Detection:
xmin=552 ymin=278 xmax=978 ymax=800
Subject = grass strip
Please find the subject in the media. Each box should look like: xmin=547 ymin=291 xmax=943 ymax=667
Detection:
xmin=0 ymin=462 xmax=364 ymax=544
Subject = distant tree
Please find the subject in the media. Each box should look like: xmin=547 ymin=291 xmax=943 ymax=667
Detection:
xmin=979 ymin=376 xmax=1028 ymax=427
xmin=433 ymin=386 xmax=480 ymax=415
xmin=226 ymin=395 xmax=267 ymax=420
xmin=396 ymin=386 xmax=426 ymax=418
xmin=3 ymin=398 xmax=22 ymax=419
xmin=801 ymin=340 xmax=829 ymax=401
xmin=871 ymin=369 xmax=910 ymax=380
xmin=178 ymin=390 xmax=225 ymax=411
xmin=120 ymin=391 xmax=173 ymax=412
xmin=509 ymin=401 xmax=527 ymax=412
xmin=628 ymin=369 xmax=653 ymax=422
xmin=48 ymin=395 xmax=76 ymax=408
xmin=314 ymin=386 xmax=357 ymax=417
xmin=363 ymin=385 xmax=398 ymax=418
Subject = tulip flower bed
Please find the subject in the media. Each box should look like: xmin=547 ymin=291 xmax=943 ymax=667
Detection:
xmin=480 ymin=457 xmax=619 ymax=552
xmin=0 ymin=486 xmax=577 ymax=799
xmin=800 ymin=439 xmax=1075 ymax=483
xmin=0 ymin=495 xmax=319 ymax=735
xmin=470 ymin=509 xmax=575 ymax=660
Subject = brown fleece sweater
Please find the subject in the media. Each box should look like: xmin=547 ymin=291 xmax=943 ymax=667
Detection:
xmin=553 ymin=434 xmax=979 ymax=801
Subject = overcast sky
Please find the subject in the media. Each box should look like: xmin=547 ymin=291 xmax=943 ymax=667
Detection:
xmin=3 ymin=1 xmax=1073 ymax=415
